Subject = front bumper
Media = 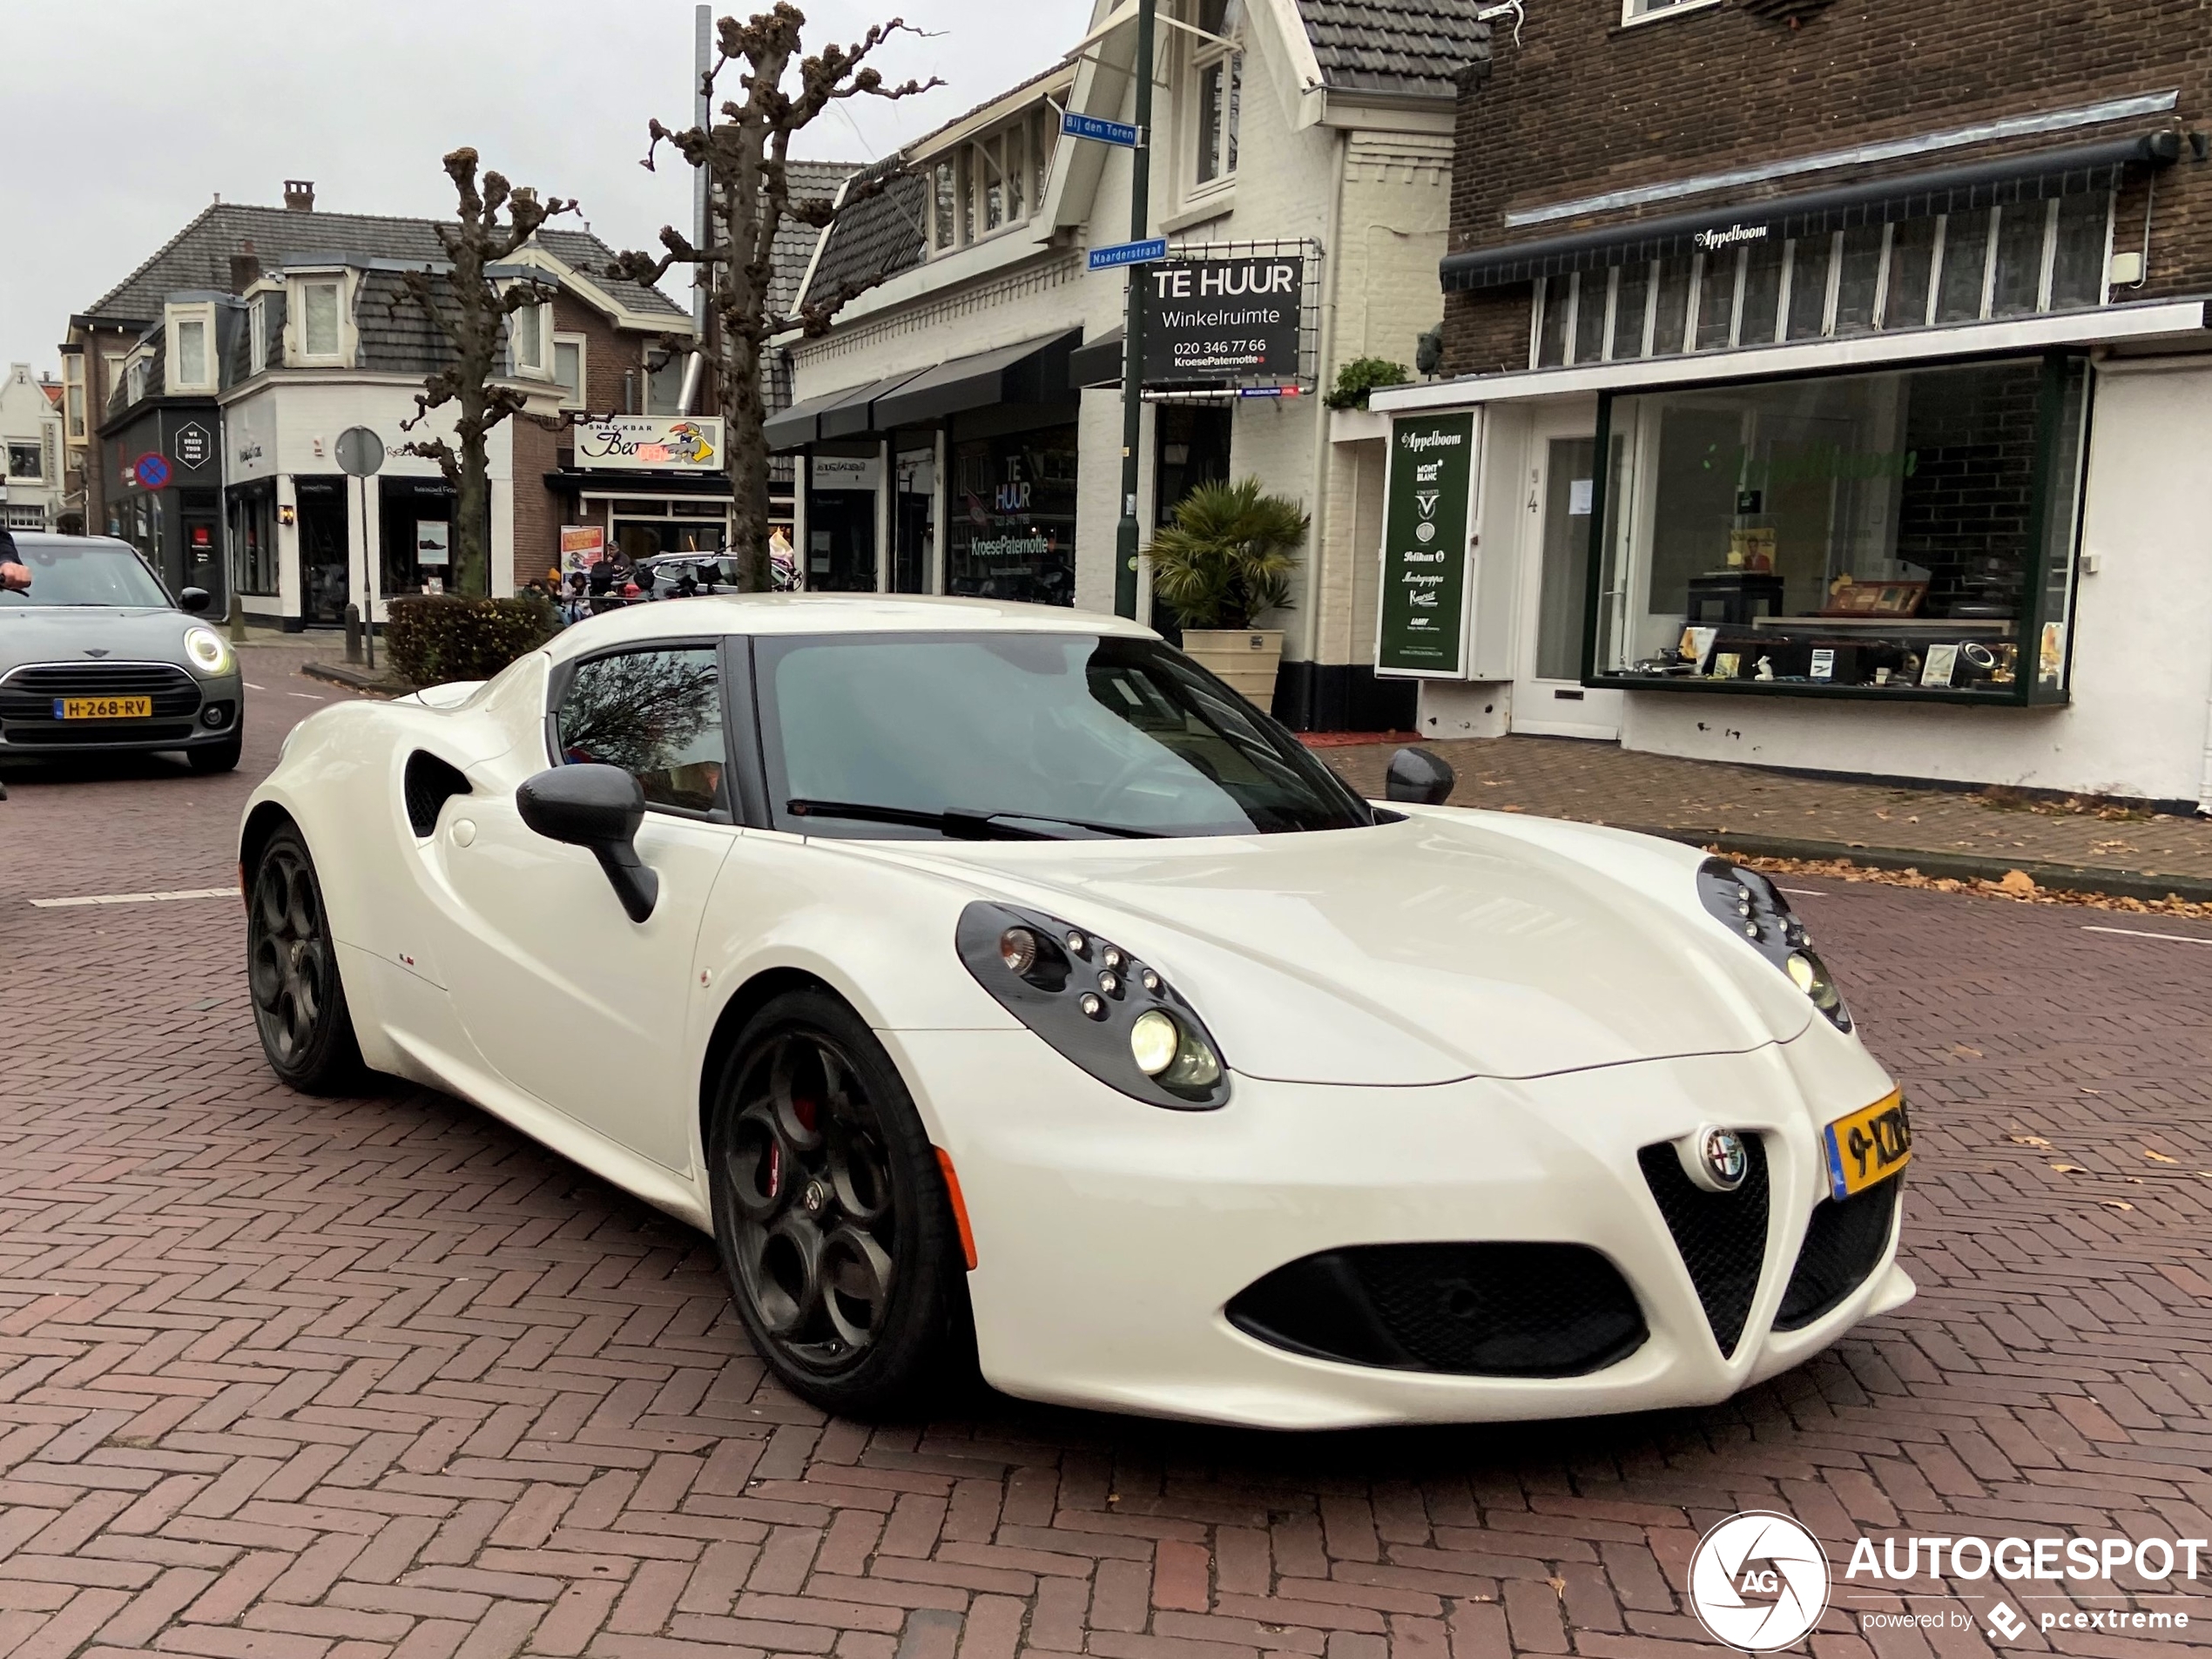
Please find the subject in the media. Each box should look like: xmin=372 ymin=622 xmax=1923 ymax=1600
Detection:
xmin=0 ymin=665 xmax=243 ymax=756
xmin=888 ymin=1027 xmax=1912 ymax=1428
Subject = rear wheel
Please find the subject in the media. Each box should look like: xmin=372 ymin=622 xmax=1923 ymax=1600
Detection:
xmin=246 ymin=825 xmax=363 ymax=1093
xmin=187 ymin=732 xmax=244 ymax=773
xmin=707 ymin=990 xmax=969 ymax=1415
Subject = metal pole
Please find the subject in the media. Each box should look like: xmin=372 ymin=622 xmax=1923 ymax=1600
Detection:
xmin=1112 ymin=0 xmax=1157 ymax=620
xmin=361 ymin=477 xmax=375 ymax=672
xmin=694 ymin=3 xmax=711 ymax=341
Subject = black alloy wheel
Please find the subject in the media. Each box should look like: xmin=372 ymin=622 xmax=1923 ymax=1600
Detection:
xmin=708 ymin=989 xmax=968 ymax=1414
xmin=246 ymin=825 xmax=364 ymax=1093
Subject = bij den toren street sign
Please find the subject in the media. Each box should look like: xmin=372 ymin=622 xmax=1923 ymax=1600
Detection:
xmin=1376 ymin=412 xmax=1476 ymax=678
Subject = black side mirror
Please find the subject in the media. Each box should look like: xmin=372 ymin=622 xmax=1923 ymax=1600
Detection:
xmin=1384 ymin=745 xmax=1456 ymax=806
xmin=516 ymin=764 xmax=660 ymax=922
xmin=179 ymin=587 xmax=212 ymax=613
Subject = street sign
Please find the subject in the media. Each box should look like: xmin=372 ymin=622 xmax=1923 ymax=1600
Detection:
xmin=1142 ymin=254 xmax=1305 ymax=383
xmin=1375 ymin=413 xmax=1478 ymax=679
xmin=335 ymin=427 xmax=385 ymax=478
xmin=1089 ymin=237 xmax=1169 ymax=273
xmin=1062 ymin=111 xmax=1142 ymax=149
xmin=173 ymin=423 xmax=213 ymax=470
xmin=132 ymin=453 xmax=171 ymax=490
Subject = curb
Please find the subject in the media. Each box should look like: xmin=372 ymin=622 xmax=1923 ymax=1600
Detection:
xmin=1619 ymin=825 xmax=2212 ymax=906
xmin=301 ymin=661 xmax=416 ymax=697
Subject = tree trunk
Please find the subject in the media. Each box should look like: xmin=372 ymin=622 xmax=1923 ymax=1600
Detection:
xmin=453 ymin=394 xmax=491 ymax=598
xmin=723 ymin=326 xmax=772 ymax=592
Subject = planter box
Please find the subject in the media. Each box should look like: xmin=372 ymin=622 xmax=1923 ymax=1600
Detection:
xmin=1181 ymin=628 xmax=1285 ymax=705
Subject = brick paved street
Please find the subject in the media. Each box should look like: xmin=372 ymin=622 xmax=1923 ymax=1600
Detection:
xmin=3 ymin=645 xmax=2210 ymax=1657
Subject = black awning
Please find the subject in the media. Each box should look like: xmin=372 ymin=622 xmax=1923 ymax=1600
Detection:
xmin=763 ymin=386 xmax=847 ymax=452
xmin=1069 ymin=326 xmax=1124 ymax=389
xmin=1442 ymin=131 xmax=2181 ymax=293
xmin=818 ymin=368 xmax=933 ymax=441
xmin=873 ymin=331 xmax=1082 ymax=428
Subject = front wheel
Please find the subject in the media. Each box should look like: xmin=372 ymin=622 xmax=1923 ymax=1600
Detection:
xmin=246 ymin=825 xmax=364 ymax=1093
xmin=707 ymin=990 xmax=970 ymax=1415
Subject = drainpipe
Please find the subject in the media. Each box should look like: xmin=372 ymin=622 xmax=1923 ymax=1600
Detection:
xmin=1299 ymin=126 xmax=1351 ymax=714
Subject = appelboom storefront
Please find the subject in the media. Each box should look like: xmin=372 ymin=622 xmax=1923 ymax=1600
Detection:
xmin=1373 ymin=119 xmax=2212 ymax=806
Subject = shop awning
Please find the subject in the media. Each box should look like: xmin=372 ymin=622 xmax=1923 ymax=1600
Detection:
xmin=1069 ymin=327 xmax=1124 ymax=389
xmin=873 ymin=331 xmax=1082 ymax=428
xmin=1442 ymin=131 xmax=2181 ymax=293
xmin=765 ymin=368 xmax=933 ymax=452
xmin=763 ymin=387 xmax=847 ymax=452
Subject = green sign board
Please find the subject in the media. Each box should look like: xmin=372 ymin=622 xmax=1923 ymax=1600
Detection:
xmin=1376 ymin=412 xmax=1475 ymax=676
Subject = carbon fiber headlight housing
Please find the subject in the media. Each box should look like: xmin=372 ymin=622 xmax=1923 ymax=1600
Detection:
xmin=956 ymin=901 xmax=1230 ymax=1110
xmin=1696 ymin=859 xmax=1851 ymax=1032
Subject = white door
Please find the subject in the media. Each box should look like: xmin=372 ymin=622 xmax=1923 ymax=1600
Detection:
xmin=1511 ymin=415 xmax=1623 ymax=740
xmin=432 ymin=642 xmax=738 ymax=1175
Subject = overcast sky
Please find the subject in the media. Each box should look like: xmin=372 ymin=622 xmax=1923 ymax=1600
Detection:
xmin=0 ymin=0 xmax=1094 ymax=374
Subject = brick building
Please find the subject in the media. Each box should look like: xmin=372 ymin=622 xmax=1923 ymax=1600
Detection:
xmin=1371 ymin=0 xmax=2212 ymax=805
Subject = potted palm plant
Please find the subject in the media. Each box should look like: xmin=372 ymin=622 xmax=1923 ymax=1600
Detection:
xmin=1143 ymin=478 xmax=1309 ymax=705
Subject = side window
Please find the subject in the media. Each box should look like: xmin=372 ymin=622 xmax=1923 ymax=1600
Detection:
xmin=556 ymin=647 xmax=726 ymax=814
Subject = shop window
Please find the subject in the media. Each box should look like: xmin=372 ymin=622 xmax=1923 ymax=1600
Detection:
xmin=1588 ymin=353 xmax=2089 ymax=705
xmin=554 ymin=336 xmax=586 ymax=408
xmin=233 ymin=489 xmax=280 ymax=596
xmin=948 ymin=425 xmax=1078 ymax=607
xmin=1531 ymin=192 xmax=2113 ymax=368
xmin=300 ymin=279 xmax=343 ymax=361
xmin=556 ymin=647 xmax=726 ymax=815
xmin=1193 ymin=0 xmax=1242 ymax=190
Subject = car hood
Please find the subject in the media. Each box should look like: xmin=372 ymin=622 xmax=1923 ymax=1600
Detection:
xmin=855 ymin=809 xmax=1819 ymax=1086
xmin=0 ymin=605 xmax=204 ymax=671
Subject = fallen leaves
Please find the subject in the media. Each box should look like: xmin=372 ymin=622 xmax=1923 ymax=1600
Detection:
xmin=2051 ymin=1163 xmax=2087 ymax=1174
xmin=2101 ymin=1200 xmax=2136 ymax=1211
xmin=2009 ymin=1135 xmax=2053 ymax=1148
xmin=2144 ymin=1149 xmax=2179 ymax=1163
xmin=1729 ymin=853 xmax=2212 ymax=920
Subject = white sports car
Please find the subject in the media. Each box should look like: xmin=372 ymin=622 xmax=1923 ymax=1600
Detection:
xmin=239 ymin=596 xmax=1913 ymax=1428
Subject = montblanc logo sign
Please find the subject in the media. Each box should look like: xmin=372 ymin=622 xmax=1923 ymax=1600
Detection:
xmin=1695 ymin=222 xmax=1770 ymax=251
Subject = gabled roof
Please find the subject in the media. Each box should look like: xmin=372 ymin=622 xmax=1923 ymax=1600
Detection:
xmin=83 ymin=202 xmax=686 ymax=329
xmin=1295 ymin=0 xmax=1492 ymax=101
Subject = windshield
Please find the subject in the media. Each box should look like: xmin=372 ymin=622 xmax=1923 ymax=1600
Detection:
xmin=757 ymin=632 xmax=1372 ymax=840
xmin=0 ymin=542 xmax=172 ymax=608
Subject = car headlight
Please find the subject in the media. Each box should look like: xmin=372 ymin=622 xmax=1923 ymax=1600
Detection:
xmin=956 ymin=901 xmax=1230 ymax=1109
xmin=1696 ymin=859 xmax=1851 ymax=1031
xmin=184 ymin=625 xmax=233 ymax=677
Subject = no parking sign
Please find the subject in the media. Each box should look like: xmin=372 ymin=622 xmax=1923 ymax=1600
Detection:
xmin=132 ymin=452 xmax=171 ymax=490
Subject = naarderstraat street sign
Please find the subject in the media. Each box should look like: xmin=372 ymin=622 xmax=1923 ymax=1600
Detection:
xmin=1376 ymin=412 xmax=1478 ymax=678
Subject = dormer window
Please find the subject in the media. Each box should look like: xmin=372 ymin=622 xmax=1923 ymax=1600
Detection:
xmin=126 ymin=356 xmax=149 ymax=405
xmin=510 ymin=300 xmax=548 ymax=376
xmin=1191 ymin=0 xmax=1243 ymax=189
xmin=300 ymin=279 xmax=342 ymax=361
xmin=249 ymin=297 xmax=268 ymax=374
xmin=923 ymin=111 xmax=1055 ymax=256
xmin=166 ymin=303 xmax=215 ymax=393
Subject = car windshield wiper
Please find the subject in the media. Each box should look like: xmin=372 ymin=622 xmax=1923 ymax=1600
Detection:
xmin=787 ymin=799 xmax=1162 ymax=841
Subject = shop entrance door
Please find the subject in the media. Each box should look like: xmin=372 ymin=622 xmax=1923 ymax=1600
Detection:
xmin=294 ymin=476 xmax=349 ymax=626
xmin=1511 ymin=416 xmax=1622 ymax=740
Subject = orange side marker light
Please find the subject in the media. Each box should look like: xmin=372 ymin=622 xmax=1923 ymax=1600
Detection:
xmin=934 ymin=1147 xmax=978 ymax=1271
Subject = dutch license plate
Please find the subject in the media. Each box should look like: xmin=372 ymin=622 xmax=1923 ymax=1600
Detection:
xmin=1824 ymin=1090 xmax=1912 ymax=1201
xmin=55 ymin=696 xmax=153 ymax=720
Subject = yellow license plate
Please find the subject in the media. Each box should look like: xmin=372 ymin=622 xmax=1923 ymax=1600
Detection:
xmin=1824 ymin=1090 xmax=1912 ymax=1200
xmin=55 ymin=696 xmax=153 ymax=720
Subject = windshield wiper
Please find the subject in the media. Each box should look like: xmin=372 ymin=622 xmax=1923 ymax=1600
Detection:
xmin=787 ymin=799 xmax=1162 ymax=840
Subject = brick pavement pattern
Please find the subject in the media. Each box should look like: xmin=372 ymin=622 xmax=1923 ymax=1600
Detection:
xmin=2 ymin=646 xmax=2210 ymax=1656
xmin=1324 ymin=736 xmax=2212 ymax=887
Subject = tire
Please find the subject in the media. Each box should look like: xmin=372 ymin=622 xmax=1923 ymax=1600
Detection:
xmin=707 ymin=989 xmax=972 ymax=1416
xmin=187 ymin=732 xmax=244 ymax=774
xmin=246 ymin=824 xmax=365 ymax=1094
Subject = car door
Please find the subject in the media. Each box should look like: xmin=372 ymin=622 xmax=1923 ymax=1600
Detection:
xmin=431 ymin=637 xmax=741 ymax=1175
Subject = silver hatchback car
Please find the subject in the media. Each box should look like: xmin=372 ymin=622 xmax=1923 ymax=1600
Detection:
xmin=0 ymin=533 xmax=246 ymax=773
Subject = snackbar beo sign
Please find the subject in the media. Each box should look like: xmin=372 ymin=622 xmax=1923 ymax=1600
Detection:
xmin=1376 ymin=412 xmax=1475 ymax=677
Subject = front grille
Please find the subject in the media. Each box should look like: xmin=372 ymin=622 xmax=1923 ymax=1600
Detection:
xmin=0 ymin=662 xmax=203 ymax=724
xmin=1638 ymin=1136 xmax=1771 ymax=1359
xmin=1227 ymin=1243 xmax=1648 ymax=1378
xmin=1776 ymin=1176 xmax=1901 ymax=1330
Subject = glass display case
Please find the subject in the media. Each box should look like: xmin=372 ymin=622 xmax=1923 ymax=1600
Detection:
xmin=1586 ymin=353 xmax=2089 ymax=704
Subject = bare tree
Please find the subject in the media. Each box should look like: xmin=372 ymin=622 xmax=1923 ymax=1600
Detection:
xmin=399 ymin=146 xmax=577 ymax=597
xmin=608 ymin=6 xmax=941 ymax=592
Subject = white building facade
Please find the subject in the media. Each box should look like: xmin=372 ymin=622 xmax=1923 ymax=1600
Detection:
xmin=0 ymin=365 xmax=65 ymax=534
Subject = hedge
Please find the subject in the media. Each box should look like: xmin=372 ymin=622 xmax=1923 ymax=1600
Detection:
xmin=386 ymin=595 xmax=554 ymax=686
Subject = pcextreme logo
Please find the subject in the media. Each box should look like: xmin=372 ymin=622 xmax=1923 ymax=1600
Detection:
xmin=1686 ymin=1511 xmax=2204 ymax=1649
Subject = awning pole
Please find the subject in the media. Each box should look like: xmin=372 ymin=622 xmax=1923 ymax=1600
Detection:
xmin=1113 ymin=0 xmax=1157 ymax=620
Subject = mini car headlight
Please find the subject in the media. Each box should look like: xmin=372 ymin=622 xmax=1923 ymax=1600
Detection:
xmin=957 ymin=901 xmax=1230 ymax=1110
xmin=184 ymin=625 xmax=233 ymax=677
xmin=1696 ymin=859 xmax=1851 ymax=1031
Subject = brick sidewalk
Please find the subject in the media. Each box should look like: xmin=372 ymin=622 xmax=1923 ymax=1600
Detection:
xmin=1322 ymin=736 xmax=2212 ymax=898
xmin=3 ymin=663 xmax=2212 ymax=1656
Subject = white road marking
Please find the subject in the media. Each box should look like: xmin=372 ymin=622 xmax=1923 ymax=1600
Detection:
xmin=1780 ymin=887 xmax=1828 ymax=898
xmin=244 ymin=682 xmax=266 ymax=691
xmin=29 ymin=887 xmax=238 ymax=909
xmin=287 ymin=691 xmax=320 ymax=699
xmin=2082 ymin=925 xmax=2212 ymax=947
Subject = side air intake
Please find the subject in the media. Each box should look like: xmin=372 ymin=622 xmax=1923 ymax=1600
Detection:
xmin=403 ymin=752 xmax=472 ymax=838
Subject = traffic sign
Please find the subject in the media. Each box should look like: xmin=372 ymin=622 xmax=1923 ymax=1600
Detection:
xmin=335 ymin=427 xmax=385 ymax=478
xmin=132 ymin=453 xmax=171 ymax=490
xmin=1089 ymin=237 xmax=1169 ymax=272
xmin=1062 ymin=111 xmax=1142 ymax=150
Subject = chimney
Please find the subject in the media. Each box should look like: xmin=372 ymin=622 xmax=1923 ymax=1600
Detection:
xmin=230 ymin=238 xmax=261 ymax=295
xmin=284 ymin=179 xmax=315 ymax=212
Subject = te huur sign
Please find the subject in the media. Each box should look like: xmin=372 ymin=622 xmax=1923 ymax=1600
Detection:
xmin=1376 ymin=412 xmax=1477 ymax=678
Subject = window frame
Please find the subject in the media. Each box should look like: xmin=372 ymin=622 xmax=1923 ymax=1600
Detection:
xmin=509 ymin=298 xmax=550 ymax=378
xmin=542 ymin=637 xmax=751 ymax=826
xmin=165 ymin=303 xmax=217 ymax=394
xmin=553 ymin=333 xmax=588 ymax=409
xmin=1188 ymin=4 xmax=1243 ymax=195
xmin=248 ymin=296 xmax=269 ymax=374
xmin=1620 ymin=0 xmax=1724 ymax=24
xmin=5 ymin=440 xmax=44 ymax=482
xmin=63 ymin=355 xmax=84 ymax=440
xmin=293 ymin=274 xmax=347 ymax=365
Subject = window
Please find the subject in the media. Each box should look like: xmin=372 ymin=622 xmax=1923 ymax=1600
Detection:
xmin=554 ymin=335 xmax=585 ymax=408
xmin=928 ymin=118 xmax=1050 ymax=255
xmin=1531 ymin=192 xmax=2113 ymax=367
xmin=509 ymin=302 xmax=545 ymax=374
xmin=932 ymin=159 xmax=957 ymax=250
xmin=4 ymin=506 xmax=44 ymax=530
xmin=556 ymin=647 xmax=727 ymax=814
xmin=1623 ymin=0 xmax=1720 ymax=20
xmin=234 ymin=489 xmax=279 ymax=596
xmin=63 ymin=357 xmax=84 ymax=439
xmin=1589 ymin=354 xmax=2089 ymax=704
xmin=171 ymin=314 xmax=210 ymax=390
xmin=947 ymin=425 xmax=1079 ymax=605
xmin=1192 ymin=0 xmax=1242 ymax=188
xmin=644 ymin=348 xmax=687 ymax=415
xmin=126 ymin=356 xmax=149 ymax=406
xmin=249 ymin=299 xmax=268 ymax=374
xmin=300 ymin=280 xmax=342 ymax=359
xmin=7 ymin=442 xmax=42 ymax=480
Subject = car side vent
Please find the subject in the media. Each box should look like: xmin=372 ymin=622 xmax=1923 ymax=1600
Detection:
xmin=403 ymin=752 xmax=471 ymax=838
